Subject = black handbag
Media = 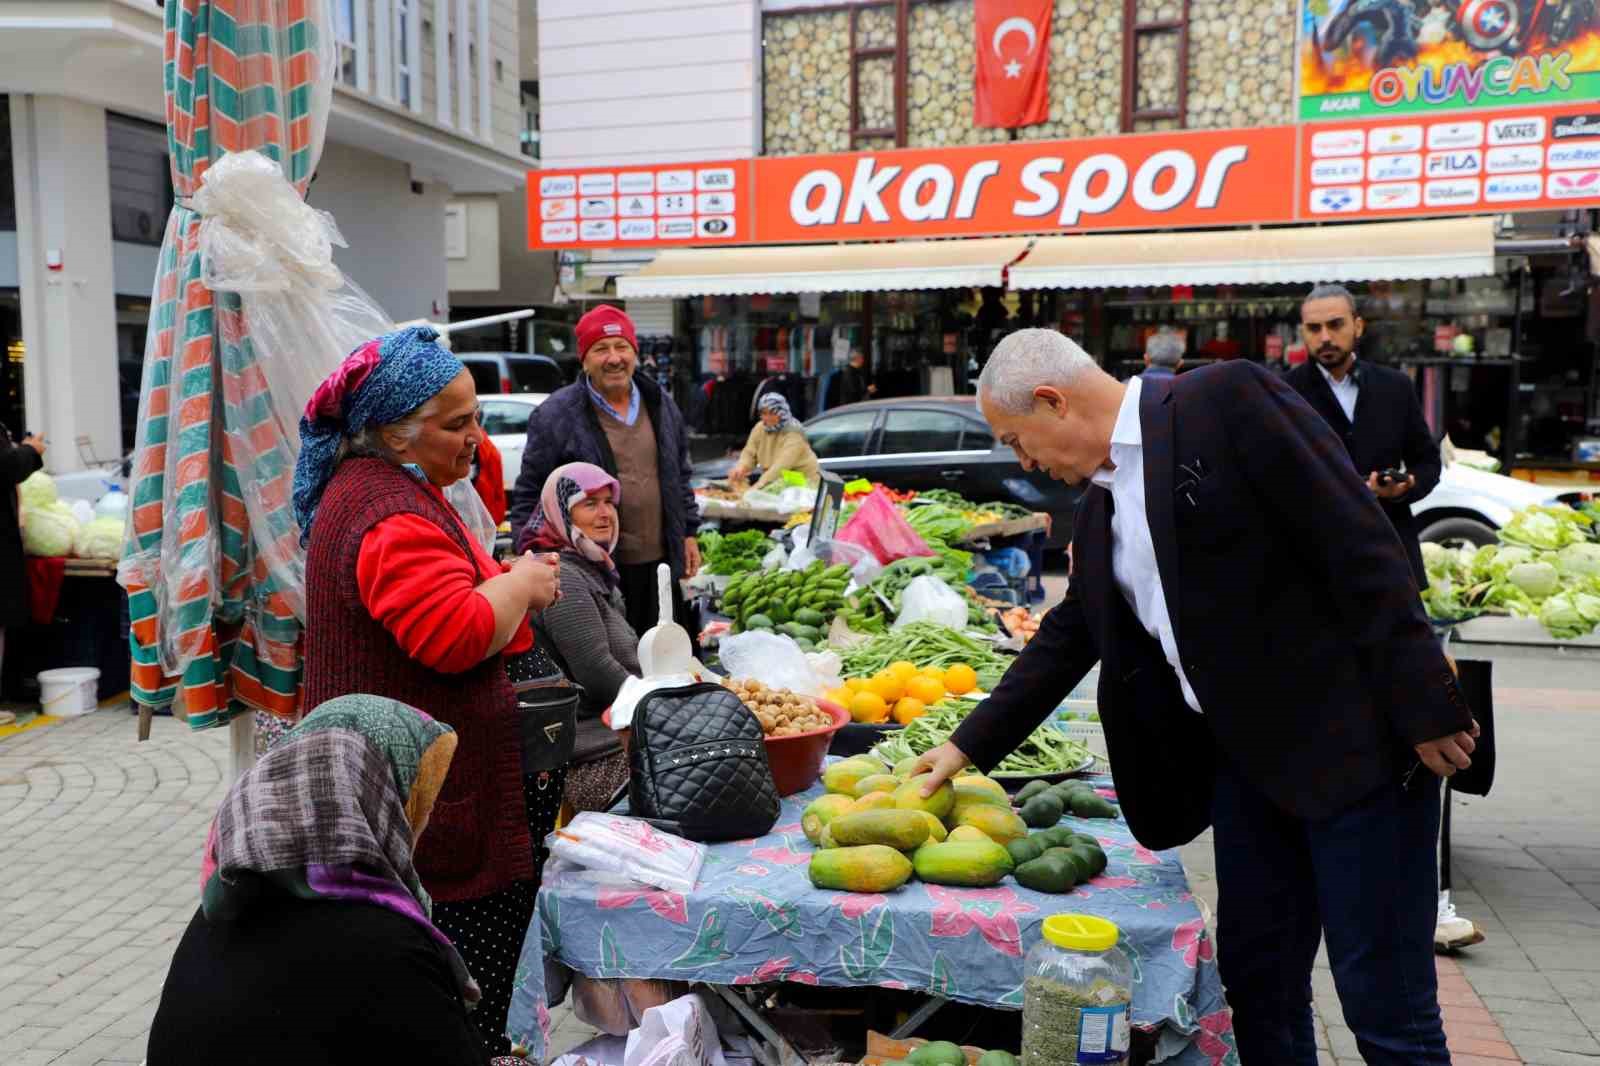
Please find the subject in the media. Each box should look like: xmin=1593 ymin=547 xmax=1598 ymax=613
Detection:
xmin=514 ymin=680 xmax=579 ymax=871
xmin=626 ymin=682 xmax=781 ymax=842
xmin=1448 ymin=658 xmax=1495 ymax=797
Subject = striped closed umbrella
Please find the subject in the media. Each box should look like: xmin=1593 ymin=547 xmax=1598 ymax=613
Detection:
xmin=122 ymin=0 xmax=334 ymax=731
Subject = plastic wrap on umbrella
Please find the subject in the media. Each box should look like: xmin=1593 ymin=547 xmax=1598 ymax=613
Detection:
xmin=121 ymin=0 xmax=379 ymax=729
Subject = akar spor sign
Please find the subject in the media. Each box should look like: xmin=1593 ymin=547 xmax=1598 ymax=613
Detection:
xmin=526 ymin=128 xmax=1300 ymax=249
xmin=1299 ymin=0 xmax=1600 ymax=120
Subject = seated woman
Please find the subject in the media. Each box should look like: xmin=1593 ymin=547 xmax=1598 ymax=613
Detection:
xmin=726 ymin=393 xmax=819 ymax=490
xmin=526 ymin=462 xmax=634 ymax=812
xmin=146 ymin=696 xmax=483 ymax=1066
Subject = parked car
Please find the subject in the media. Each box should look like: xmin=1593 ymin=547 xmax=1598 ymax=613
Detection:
xmin=478 ymin=393 xmax=547 ymax=490
xmin=1412 ymin=462 xmax=1561 ymax=546
xmin=460 ymin=352 xmax=565 ymax=396
xmin=691 ymin=396 xmax=1082 ymax=546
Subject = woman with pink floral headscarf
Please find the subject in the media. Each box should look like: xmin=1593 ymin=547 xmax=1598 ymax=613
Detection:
xmin=526 ymin=462 xmax=635 ymax=811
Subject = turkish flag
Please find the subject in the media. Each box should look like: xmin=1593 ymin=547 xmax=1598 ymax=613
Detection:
xmin=974 ymin=0 xmax=1052 ymax=129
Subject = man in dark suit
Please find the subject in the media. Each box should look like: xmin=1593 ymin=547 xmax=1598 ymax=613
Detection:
xmin=913 ymin=329 xmax=1476 ymax=1065
xmin=1287 ymin=284 xmax=1441 ymax=587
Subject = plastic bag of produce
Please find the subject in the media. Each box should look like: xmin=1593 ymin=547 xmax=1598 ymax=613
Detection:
xmin=836 ymin=488 xmax=935 ymax=565
xmin=18 ymin=470 xmax=56 ymax=510
xmin=741 ymin=484 xmax=814 ymax=515
xmin=894 ymin=574 xmax=968 ymax=630
xmin=74 ymin=516 xmax=124 ymax=560
xmin=784 ymin=536 xmax=882 ymax=587
xmin=625 ymin=992 xmax=729 ymax=1066
xmin=718 ymin=630 xmax=821 ymax=695
xmin=547 ymin=813 xmax=708 ymax=892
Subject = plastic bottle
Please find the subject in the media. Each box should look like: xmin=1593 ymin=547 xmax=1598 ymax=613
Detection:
xmin=1021 ymin=914 xmax=1132 ymax=1065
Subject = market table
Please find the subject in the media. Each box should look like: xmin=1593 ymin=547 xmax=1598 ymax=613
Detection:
xmin=507 ymin=775 xmax=1231 ymax=1063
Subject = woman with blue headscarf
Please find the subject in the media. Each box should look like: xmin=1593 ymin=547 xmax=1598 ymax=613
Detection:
xmin=294 ymin=326 xmax=560 ymax=1059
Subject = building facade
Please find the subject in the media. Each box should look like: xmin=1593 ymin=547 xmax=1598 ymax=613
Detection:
xmin=1 ymin=0 xmax=528 ymax=471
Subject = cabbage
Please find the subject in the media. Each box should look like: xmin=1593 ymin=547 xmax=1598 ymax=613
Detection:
xmin=1507 ymin=561 xmax=1560 ymax=600
xmin=1556 ymin=543 xmax=1600 ymax=581
xmin=18 ymin=470 xmax=56 ymax=509
xmin=1537 ymin=592 xmax=1597 ymax=640
xmin=1577 ymin=591 xmax=1600 ymax=627
xmin=21 ymin=501 xmax=78 ymax=557
xmin=73 ymin=516 xmax=123 ymax=560
xmin=1500 ymin=505 xmax=1593 ymax=551
xmin=1485 ymin=544 xmax=1535 ymax=579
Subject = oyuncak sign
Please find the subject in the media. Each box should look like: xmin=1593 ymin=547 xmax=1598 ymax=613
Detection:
xmin=525 ymin=104 xmax=1600 ymax=250
xmin=1299 ymin=0 xmax=1600 ymax=120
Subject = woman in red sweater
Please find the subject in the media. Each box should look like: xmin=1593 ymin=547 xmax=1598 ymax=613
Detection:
xmin=293 ymin=326 xmax=559 ymax=1059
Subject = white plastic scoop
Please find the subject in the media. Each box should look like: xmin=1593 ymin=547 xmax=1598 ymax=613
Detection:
xmin=636 ymin=562 xmax=693 ymax=677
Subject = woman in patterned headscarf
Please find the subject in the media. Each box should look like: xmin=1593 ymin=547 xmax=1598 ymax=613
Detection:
xmin=147 ymin=696 xmax=484 ymax=1065
xmin=295 ymin=326 xmax=560 ymax=1057
xmin=726 ymin=392 xmax=819 ymax=491
xmin=526 ymin=462 xmax=633 ymax=812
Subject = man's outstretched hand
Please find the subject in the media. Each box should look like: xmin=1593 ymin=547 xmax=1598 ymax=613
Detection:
xmin=1415 ymin=719 xmax=1480 ymax=778
xmin=911 ymin=741 xmax=974 ymax=796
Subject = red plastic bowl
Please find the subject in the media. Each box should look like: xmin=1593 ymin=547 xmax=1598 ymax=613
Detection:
xmin=600 ymin=698 xmax=850 ymax=797
xmin=763 ymin=699 xmax=851 ymax=796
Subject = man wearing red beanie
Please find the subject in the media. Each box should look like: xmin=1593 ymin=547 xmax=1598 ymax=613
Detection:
xmin=509 ymin=305 xmax=700 ymax=639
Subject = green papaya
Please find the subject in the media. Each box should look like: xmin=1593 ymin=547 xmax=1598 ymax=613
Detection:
xmin=911 ymin=839 xmax=1014 ymax=887
xmin=828 ymin=809 xmax=931 ymax=851
xmin=808 ymin=845 xmax=912 ymax=892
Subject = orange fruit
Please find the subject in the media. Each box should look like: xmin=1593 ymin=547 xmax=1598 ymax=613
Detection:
xmin=844 ymin=677 xmax=870 ymax=694
xmin=824 ymin=687 xmax=854 ymax=707
xmin=888 ymin=660 xmax=919 ymax=682
xmin=918 ymin=665 xmax=947 ymax=683
xmin=868 ymin=672 xmax=905 ymax=704
xmin=905 ymin=675 xmax=945 ymax=705
xmin=892 ymin=696 xmax=927 ymax=725
xmin=944 ymin=663 xmax=978 ymax=695
xmin=849 ymin=691 xmax=890 ymax=724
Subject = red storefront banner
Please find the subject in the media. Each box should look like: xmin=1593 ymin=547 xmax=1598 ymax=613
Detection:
xmin=525 ymin=102 xmax=1600 ymax=250
xmin=974 ymin=0 xmax=1053 ymax=129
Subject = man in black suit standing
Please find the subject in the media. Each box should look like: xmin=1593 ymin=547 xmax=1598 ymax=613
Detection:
xmin=1286 ymin=284 xmax=1441 ymax=588
xmin=913 ymin=329 xmax=1477 ymax=1065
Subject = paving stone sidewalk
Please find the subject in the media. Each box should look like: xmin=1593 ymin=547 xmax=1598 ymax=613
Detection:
xmin=2 ymin=653 xmax=1596 ymax=1064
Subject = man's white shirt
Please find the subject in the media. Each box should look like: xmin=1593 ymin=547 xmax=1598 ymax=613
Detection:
xmin=1089 ymin=375 xmax=1203 ymax=713
xmin=1318 ymin=360 xmax=1359 ymax=423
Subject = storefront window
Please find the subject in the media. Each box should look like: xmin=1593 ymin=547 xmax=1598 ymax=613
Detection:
xmin=107 ymin=114 xmax=172 ymax=247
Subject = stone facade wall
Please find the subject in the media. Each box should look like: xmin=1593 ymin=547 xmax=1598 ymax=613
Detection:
xmin=760 ymin=0 xmax=1297 ymax=156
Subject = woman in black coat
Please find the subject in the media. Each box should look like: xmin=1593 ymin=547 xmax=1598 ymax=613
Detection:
xmin=0 ymin=423 xmax=45 ymax=680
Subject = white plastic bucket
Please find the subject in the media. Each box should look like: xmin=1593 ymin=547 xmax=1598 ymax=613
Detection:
xmin=38 ymin=668 xmax=100 ymax=718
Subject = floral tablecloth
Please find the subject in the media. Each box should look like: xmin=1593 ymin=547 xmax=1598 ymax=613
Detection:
xmin=508 ymin=776 xmax=1234 ymax=1063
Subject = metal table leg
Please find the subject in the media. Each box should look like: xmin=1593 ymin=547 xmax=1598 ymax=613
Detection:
xmin=889 ymin=995 xmax=951 ymax=1039
xmin=703 ymin=983 xmax=807 ymax=1066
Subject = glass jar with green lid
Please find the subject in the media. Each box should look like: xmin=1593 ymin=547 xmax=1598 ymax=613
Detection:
xmin=1021 ymin=914 xmax=1132 ymax=1065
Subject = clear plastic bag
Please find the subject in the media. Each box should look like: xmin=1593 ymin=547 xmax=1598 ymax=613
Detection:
xmin=741 ymin=484 xmax=815 ymax=515
xmin=443 ymin=479 xmax=498 ymax=556
xmin=837 ymin=488 xmax=936 ymax=565
xmin=625 ymin=993 xmax=730 ymax=1066
xmin=717 ymin=630 xmax=820 ymax=695
xmin=547 ymin=813 xmax=708 ymax=892
xmin=570 ymin=975 xmax=692 ymax=1039
xmin=894 ymin=574 xmax=969 ymax=630
xmin=787 ymin=537 xmax=883 ymax=587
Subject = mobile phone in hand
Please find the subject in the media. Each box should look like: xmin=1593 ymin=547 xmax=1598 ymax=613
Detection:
xmin=1376 ymin=468 xmax=1406 ymax=486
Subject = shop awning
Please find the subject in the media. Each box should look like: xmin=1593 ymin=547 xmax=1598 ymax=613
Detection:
xmin=1009 ymin=217 xmax=1497 ymax=290
xmin=616 ymin=237 xmax=1031 ymax=298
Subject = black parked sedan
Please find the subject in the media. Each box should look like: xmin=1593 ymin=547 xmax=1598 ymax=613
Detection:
xmin=691 ymin=396 xmax=1081 ymax=546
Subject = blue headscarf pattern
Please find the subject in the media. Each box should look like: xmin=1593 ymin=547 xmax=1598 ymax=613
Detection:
xmin=292 ymin=326 xmax=464 ymax=543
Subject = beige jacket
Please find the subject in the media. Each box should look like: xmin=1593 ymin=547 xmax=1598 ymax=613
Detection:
xmin=736 ymin=425 xmax=820 ymax=489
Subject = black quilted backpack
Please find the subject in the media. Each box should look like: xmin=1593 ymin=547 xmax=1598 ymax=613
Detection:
xmin=626 ymin=682 xmax=781 ymax=842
